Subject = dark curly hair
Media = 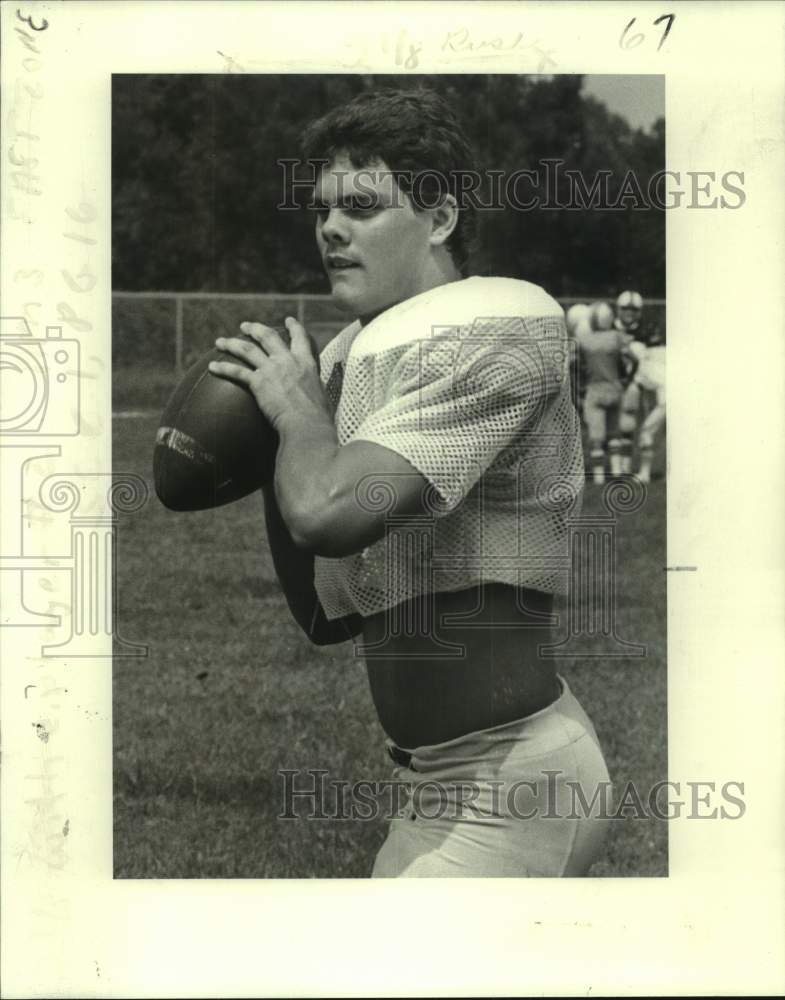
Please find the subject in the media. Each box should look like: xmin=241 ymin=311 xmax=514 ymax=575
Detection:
xmin=301 ymin=88 xmax=478 ymax=274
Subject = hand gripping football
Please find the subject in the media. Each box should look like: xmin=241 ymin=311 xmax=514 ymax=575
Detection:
xmin=153 ymin=330 xmax=311 ymax=512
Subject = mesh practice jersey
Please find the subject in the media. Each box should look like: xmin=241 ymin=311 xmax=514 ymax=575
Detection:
xmin=313 ymin=276 xmax=584 ymax=620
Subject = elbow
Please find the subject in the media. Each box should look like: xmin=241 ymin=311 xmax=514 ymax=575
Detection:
xmin=285 ymin=499 xmax=344 ymax=557
xmin=290 ymin=519 xmax=361 ymax=559
xmin=277 ymin=485 xmax=329 ymax=553
xmin=307 ymin=626 xmax=348 ymax=647
xmin=306 ymin=611 xmax=364 ymax=647
xmin=287 ymin=516 xmax=326 ymax=554
xmin=305 ymin=624 xmax=337 ymax=647
xmin=284 ymin=490 xmax=374 ymax=558
xmin=310 ymin=633 xmax=335 ymax=648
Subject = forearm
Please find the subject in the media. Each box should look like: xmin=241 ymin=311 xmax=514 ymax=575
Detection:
xmin=273 ymin=410 xmax=381 ymax=558
xmin=262 ymin=483 xmax=361 ymax=645
xmin=272 ymin=409 xmax=341 ymax=544
xmin=273 ymin=409 xmax=430 ymax=558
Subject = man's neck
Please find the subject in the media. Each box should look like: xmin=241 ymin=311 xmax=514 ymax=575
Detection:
xmin=359 ymin=259 xmax=463 ymax=327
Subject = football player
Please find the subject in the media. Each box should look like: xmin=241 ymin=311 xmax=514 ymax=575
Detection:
xmin=616 ymin=291 xmax=666 ymax=480
xmin=209 ymin=89 xmax=611 ymax=877
xmin=576 ymin=300 xmax=634 ymax=483
xmin=615 ymin=289 xmax=644 ymax=336
xmin=564 ymin=302 xmax=590 ymax=412
xmin=565 ymin=302 xmax=591 ymax=335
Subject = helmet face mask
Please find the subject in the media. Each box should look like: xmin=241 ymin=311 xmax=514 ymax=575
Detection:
xmin=618 ymin=305 xmax=642 ymax=328
xmin=616 ymin=290 xmax=643 ymax=330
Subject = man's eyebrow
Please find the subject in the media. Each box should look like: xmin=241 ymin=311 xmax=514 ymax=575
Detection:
xmin=311 ymin=193 xmax=384 ymax=210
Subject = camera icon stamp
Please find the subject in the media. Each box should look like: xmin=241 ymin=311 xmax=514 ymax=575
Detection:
xmin=0 ymin=317 xmax=80 ymax=436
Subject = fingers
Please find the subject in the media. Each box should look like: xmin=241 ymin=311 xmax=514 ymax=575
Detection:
xmin=284 ymin=315 xmax=316 ymax=366
xmin=214 ymin=334 xmax=263 ymax=365
xmin=240 ymin=321 xmax=286 ymax=355
xmin=207 ymin=358 xmax=254 ymax=385
xmin=213 ymin=318 xmax=317 ymax=371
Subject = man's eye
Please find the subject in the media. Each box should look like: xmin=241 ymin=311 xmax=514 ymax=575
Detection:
xmin=348 ymin=201 xmax=381 ymax=216
xmin=312 ymin=201 xmax=382 ymax=222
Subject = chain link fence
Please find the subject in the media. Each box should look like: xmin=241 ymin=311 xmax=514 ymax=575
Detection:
xmin=112 ymin=291 xmax=665 ymax=410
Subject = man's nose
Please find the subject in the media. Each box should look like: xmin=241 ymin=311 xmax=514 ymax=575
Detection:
xmin=321 ymin=208 xmax=349 ymax=244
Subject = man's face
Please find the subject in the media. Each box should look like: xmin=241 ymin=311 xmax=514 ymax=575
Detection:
xmin=618 ymin=306 xmax=642 ymax=330
xmin=313 ymin=153 xmax=434 ymax=322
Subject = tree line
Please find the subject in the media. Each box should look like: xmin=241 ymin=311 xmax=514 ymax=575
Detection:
xmin=112 ymin=74 xmax=664 ymax=298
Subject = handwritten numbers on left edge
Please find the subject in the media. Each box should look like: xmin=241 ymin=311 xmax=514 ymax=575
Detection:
xmin=16 ymin=8 xmax=49 ymax=31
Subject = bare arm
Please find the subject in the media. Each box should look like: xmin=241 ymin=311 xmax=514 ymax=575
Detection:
xmin=272 ymin=423 xmax=432 ymax=558
xmin=210 ymin=318 xmax=434 ymax=558
xmin=261 ymin=483 xmax=363 ymax=646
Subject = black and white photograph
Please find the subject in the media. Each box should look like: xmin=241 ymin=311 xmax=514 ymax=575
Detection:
xmin=113 ymin=72 xmax=668 ymax=880
xmin=2 ymin=2 xmax=784 ymax=997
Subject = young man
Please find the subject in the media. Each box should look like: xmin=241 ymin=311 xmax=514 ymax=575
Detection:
xmin=209 ymin=89 xmax=611 ymax=877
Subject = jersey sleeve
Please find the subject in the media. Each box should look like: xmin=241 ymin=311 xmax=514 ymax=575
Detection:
xmin=318 ymin=321 xmax=361 ymax=416
xmin=349 ymin=316 xmax=567 ymax=513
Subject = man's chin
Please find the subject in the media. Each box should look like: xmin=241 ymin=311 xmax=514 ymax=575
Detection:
xmin=330 ymin=285 xmax=390 ymax=320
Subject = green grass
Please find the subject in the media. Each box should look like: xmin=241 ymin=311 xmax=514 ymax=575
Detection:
xmin=113 ymin=412 xmax=667 ymax=878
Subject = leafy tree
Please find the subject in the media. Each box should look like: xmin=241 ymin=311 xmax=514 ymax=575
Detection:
xmin=112 ymin=75 xmax=664 ymax=298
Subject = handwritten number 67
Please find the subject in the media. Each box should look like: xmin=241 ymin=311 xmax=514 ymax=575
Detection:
xmin=620 ymin=14 xmax=675 ymax=52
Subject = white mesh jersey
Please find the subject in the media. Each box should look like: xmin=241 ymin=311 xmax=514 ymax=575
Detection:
xmin=313 ymin=276 xmax=584 ymax=620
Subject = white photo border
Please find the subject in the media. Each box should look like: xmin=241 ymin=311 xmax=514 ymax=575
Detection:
xmin=2 ymin=1 xmax=784 ymax=996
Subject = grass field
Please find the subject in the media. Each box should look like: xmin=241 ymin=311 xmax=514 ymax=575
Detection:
xmin=113 ymin=405 xmax=667 ymax=879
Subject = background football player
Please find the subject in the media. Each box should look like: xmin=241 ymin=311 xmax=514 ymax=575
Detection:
xmin=576 ymin=300 xmax=634 ymax=484
xmin=565 ymin=302 xmax=590 ymax=413
xmin=616 ymin=290 xmax=666 ymax=481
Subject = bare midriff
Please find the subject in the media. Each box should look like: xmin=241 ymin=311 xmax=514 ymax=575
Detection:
xmin=362 ymin=582 xmax=560 ymax=749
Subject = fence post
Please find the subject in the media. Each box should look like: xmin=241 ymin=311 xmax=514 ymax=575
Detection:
xmin=175 ymin=295 xmax=183 ymax=375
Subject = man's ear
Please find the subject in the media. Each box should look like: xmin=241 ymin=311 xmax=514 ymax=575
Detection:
xmin=428 ymin=193 xmax=459 ymax=248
